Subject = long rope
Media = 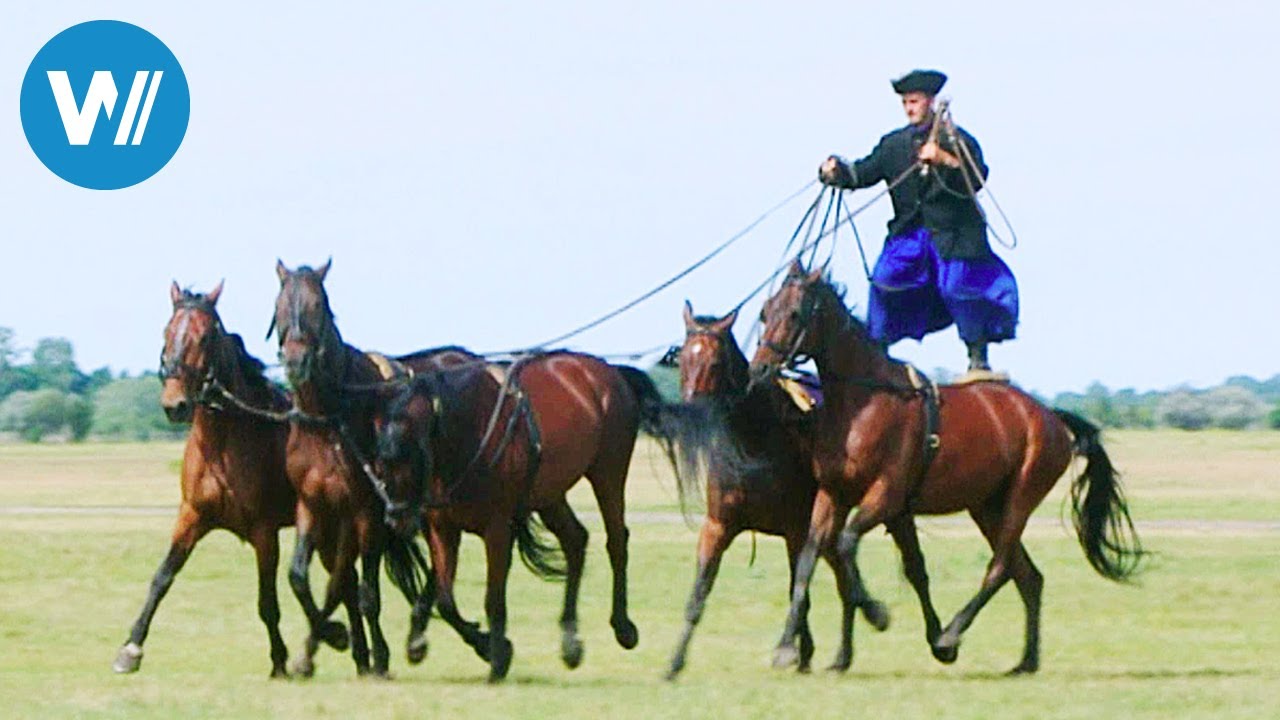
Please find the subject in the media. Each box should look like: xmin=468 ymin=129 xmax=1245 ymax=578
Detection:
xmin=484 ymin=179 xmax=818 ymax=355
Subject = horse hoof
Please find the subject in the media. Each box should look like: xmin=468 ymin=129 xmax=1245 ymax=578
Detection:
xmin=269 ymin=664 xmax=290 ymax=680
xmin=772 ymin=644 xmax=800 ymax=669
xmin=612 ymin=619 xmax=639 ymax=650
xmin=487 ymin=640 xmax=514 ymax=683
xmin=664 ymin=661 xmax=684 ymax=682
xmin=796 ymin=662 xmax=812 ymax=674
xmin=407 ymin=635 xmax=428 ymax=665
xmin=320 ymin=620 xmax=349 ymax=652
xmin=561 ymin=636 xmax=584 ymax=669
xmin=826 ymin=659 xmax=851 ymax=674
xmin=291 ymin=657 xmax=315 ymax=678
xmin=112 ymin=643 xmax=143 ymax=674
xmin=1006 ymin=661 xmax=1038 ymax=676
xmin=931 ymin=638 xmax=959 ymax=665
xmin=862 ymin=601 xmax=890 ymax=632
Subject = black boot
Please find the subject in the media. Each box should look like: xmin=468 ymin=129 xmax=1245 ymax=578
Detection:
xmin=966 ymin=341 xmax=989 ymax=372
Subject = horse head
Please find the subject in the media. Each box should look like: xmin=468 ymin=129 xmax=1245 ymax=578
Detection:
xmin=159 ymin=280 xmax=224 ymax=423
xmin=270 ymin=258 xmax=338 ymax=388
xmin=749 ymin=260 xmax=828 ymax=386
xmin=749 ymin=258 xmax=878 ymax=388
xmin=373 ymin=377 xmax=443 ymax=536
xmin=679 ymin=300 xmax=745 ymax=403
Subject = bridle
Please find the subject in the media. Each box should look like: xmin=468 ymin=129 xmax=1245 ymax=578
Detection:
xmin=158 ymin=300 xmax=222 ymax=405
xmin=755 ymin=279 xmax=822 ymax=380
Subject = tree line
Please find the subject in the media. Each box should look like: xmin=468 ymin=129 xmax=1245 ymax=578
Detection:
xmin=0 ymin=328 xmax=181 ymax=442
xmin=2 ymin=328 xmax=1279 ymax=442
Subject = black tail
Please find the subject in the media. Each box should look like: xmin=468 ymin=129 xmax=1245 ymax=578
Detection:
xmin=383 ymin=531 xmax=431 ymax=605
xmin=1055 ymin=409 xmax=1145 ymax=582
xmin=614 ymin=364 xmax=767 ymax=520
xmin=614 ymin=365 xmax=669 ymax=438
xmin=513 ymin=512 xmax=567 ymax=581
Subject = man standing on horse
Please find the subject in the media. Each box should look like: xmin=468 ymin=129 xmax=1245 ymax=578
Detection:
xmin=818 ymin=69 xmax=1018 ymax=379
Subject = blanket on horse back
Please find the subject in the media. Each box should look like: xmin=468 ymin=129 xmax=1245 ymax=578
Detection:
xmin=778 ymin=364 xmax=1007 ymax=414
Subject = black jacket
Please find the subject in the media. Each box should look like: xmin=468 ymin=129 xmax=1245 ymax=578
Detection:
xmin=836 ymin=122 xmax=990 ymax=259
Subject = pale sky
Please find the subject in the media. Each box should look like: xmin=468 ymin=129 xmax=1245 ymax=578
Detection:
xmin=2 ymin=1 xmax=1276 ymax=396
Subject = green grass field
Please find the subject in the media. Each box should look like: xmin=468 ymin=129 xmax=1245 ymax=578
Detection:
xmin=1 ymin=431 xmax=1277 ymax=719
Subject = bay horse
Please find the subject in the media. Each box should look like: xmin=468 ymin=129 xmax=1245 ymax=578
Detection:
xmin=750 ymin=261 xmax=1143 ymax=674
xmin=270 ymin=259 xmax=456 ymax=678
xmin=374 ymin=350 xmax=678 ymax=682
xmin=114 ymin=281 xmax=295 ymax=677
xmin=665 ymin=301 xmax=890 ymax=680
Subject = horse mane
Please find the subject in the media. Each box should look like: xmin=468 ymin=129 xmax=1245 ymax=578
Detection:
xmin=217 ymin=332 xmax=288 ymax=409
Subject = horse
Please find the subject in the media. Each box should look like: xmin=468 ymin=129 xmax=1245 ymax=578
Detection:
xmin=270 ymin=259 xmax=464 ymax=678
xmin=664 ymin=301 xmax=890 ymax=680
xmin=373 ymin=350 xmax=682 ymax=682
xmin=750 ymin=261 xmax=1144 ymax=674
xmin=113 ymin=281 xmax=296 ymax=677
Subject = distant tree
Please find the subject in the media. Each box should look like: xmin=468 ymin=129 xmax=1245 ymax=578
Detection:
xmin=1081 ymin=382 xmax=1119 ymax=427
xmin=1157 ymin=390 xmax=1213 ymax=431
xmin=21 ymin=388 xmax=68 ymax=442
xmin=91 ymin=376 xmax=176 ymax=440
xmin=65 ymin=395 xmax=94 ymax=441
xmin=0 ymin=327 xmax=16 ymax=369
xmin=31 ymin=337 xmax=85 ymax=393
xmin=1269 ymin=402 xmax=1280 ymax=430
xmin=83 ymin=367 xmax=115 ymax=395
xmin=1205 ymin=385 xmax=1266 ymax=430
xmin=0 ymin=391 xmax=36 ymax=432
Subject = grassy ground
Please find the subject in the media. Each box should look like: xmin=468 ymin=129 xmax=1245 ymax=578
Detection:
xmin=0 ymin=431 xmax=1277 ymax=718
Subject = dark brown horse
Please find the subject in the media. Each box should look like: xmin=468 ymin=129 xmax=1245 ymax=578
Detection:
xmin=750 ymin=262 xmax=1143 ymax=674
xmin=270 ymin=260 xmax=448 ymax=678
xmin=114 ymin=282 xmax=296 ymax=677
xmin=665 ymin=301 xmax=889 ymax=680
xmin=374 ymin=351 xmax=673 ymax=682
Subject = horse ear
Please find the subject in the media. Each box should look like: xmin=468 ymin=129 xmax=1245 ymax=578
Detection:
xmin=317 ymin=257 xmax=332 ymax=282
xmin=169 ymin=280 xmax=182 ymax=305
xmin=275 ymin=259 xmax=289 ymax=284
xmin=787 ymin=258 xmax=806 ymax=278
xmin=682 ymin=300 xmax=695 ymax=330
xmin=713 ymin=307 xmax=739 ymax=333
xmin=207 ymin=279 xmax=224 ymax=306
xmin=806 ymin=265 xmax=823 ymax=284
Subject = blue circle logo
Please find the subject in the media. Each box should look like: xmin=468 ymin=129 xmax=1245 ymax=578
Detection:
xmin=20 ymin=21 xmax=190 ymax=190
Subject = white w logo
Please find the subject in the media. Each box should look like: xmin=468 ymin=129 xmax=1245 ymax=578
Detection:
xmin=46 ymin=70 xmax=163 ymax=146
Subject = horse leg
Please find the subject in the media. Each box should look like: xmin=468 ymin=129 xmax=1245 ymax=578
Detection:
xmin=588 ymin=466 xmax=638 ymax=649
xmin=332 ymin=526 xmax=370 ymax=676
xmin=885 ymin=515 xmax=949 ymax=663
xmin=539 ymin=500 xmax=590 ymax=670
xmin=773 ymin=488 xmax=849 ymax=669
xmin=933 ymin=497 xmax=1027 ymax=659
xmin=250 ymin=525 xmax=290 ymax=678
xmin=482 ymin=522 xmax=516 ymax=683
xmin=405 ymin=524 xmax=437 ymax=665
xmin=785 ymin=530 xmax=815 ymax=674
xmin=968 ymin=505 xmax=1043 ymax=674
xmin=359 ymin=545 xmax=391 ymax=677
xmin=113 ymin=505 xmax=208 ymax=673
xmin=818 ymin=543 xmax=855 ymax=672
xmin=421 ymin=519 xmax=490 ymax=662
xmin=287 ymin=512 xmax=348 ymax=678
xmin=827 ymin=486 xmax=899 ymax=669
xmin=666 ymin=518 xmax=735 ymax=681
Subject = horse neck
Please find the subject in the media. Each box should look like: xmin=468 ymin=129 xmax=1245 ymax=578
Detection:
xmin=809 ymin=290 xmax=902 ymax=397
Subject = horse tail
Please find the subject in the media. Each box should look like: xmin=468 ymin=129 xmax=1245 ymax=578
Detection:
xmin=383 ymin=530 xmax=431 ymax=605
xmin=1054 ymin=409 xmax=1145 ymax=582
xmin=613 ymin=365 xmax=668 ymax=438
xmin=613 ymin=364 xmax=764 ymax=521
xmin=513 ymin=512 xmax=567 ymax=581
